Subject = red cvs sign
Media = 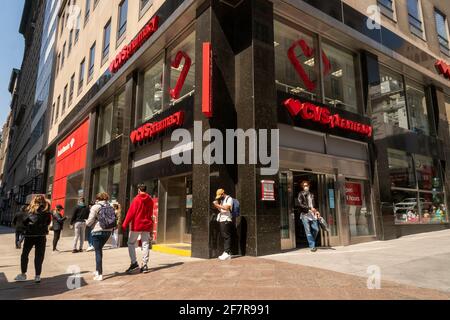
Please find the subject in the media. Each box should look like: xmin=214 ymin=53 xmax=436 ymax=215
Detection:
xmin=345 ymin=182 xmax=362 ymax=206
xmin=130 ymin=111 xmax=184 ymax=144
xmin=110 ymin=16 xmax=159 ymax=74
xmin=435 ymin=60 xmax=450 ymax=79
xmin=283 ymin=98 xmax=373 ymax=138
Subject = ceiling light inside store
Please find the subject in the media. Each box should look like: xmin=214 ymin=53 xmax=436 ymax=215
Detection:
xmin=290 ymin=87 xmax=305 ymax=94
xmin=274 ymin=41 xmax=280 ymax=47
xmin=304 ymin=58 xmax=315 ymax=67
xmin=332 ymin=69 xmax=343 ymax=77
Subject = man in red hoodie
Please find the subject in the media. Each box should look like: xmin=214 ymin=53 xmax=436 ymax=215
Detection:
xmin=123 ymin=184 xmax=154 ymax=274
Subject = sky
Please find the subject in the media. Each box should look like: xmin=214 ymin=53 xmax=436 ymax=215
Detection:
xmin=0 ymin=0 xmax=25 ymax=128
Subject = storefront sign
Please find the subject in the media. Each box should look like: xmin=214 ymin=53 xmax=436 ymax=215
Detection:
xmin=152 ymin=198 xmax=158 ymax=242
xmin=109 ymin=16 xmax=159 ymax=74
xmin=57 ymin=137 xmax=75 ymax=158
xmin=435 ymin=59 xmax=450 ymax=79
xmin=345 ymin=182 xmax=362 ymax=206
xmin=283 ymin=98 xmax=373 ymax=137
xmin=170 ymin=51 xmax=192 ymax=100
xmin=261 ymin=180 xmax=275 ymax=201
xmin=202 ymin=42 xmax=213 ymax=118
xmin=130 ymin=111 xmax=184 ymax=144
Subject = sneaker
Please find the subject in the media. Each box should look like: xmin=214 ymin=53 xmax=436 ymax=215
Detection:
xmin=311 ymin=247 xmax=318 ymax=252
xmin=93 ymin=274 xmax=103 ymax=281
xmin=218 ymin=252 xmax=231 ymax=261
xmin=72 ymin=249 xmax=79 ymax=253
xmin=140 ymin=265 xmax=149 ymax=273
xmin=35 ymin=276 xmax=41 ymax=283
xmin=86 ymin=246 xmax=94 ymax=252
xmin=14 ymin=274 xmax=27 ymax=282
xmin=126 ymin=262 xmax=139 ymax=274
xmin=78 ymin=249 xmax=83 ymax=253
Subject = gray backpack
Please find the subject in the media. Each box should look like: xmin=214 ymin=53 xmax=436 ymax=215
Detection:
xmin=98 ymin=204 xmax=117 ymax=229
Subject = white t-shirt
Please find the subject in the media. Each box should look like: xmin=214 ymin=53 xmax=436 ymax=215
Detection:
xmin=217 ymin=196 xmax=233 ymax=222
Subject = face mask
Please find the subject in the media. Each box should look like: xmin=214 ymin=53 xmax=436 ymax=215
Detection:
xmin=303 ymin=187 xmax=309 ymax=192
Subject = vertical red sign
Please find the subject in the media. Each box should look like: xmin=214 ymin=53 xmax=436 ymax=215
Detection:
xmin=152 ymin=198 xmax=159 ymax=242
xmin=345 ymin=182 xmax=362 ymax=206
xmin=202 ymin=42 xmax=213 ymax=118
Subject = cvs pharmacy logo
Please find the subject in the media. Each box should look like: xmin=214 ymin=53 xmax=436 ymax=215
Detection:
xmin=57 ymin=138 xmax=76 ymax=158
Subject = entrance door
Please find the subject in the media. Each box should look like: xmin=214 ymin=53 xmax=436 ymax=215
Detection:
xmin=63 ymin=170 xmax=84 ymax=237
xmin=280 ymin=172 xmax=295 ymax=250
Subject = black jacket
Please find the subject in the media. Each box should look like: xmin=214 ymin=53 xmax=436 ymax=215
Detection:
xmin=13 ymin=210 xmax=27 ymax=232
xmin=298 ymin=191 xmax=315 ymax=214
xmin=23 ymin=209 xmax=52 ymax=236
xmin=52 ymin=211 xmax=67 ymax=231
xmin=70 ymin=205 xmax=90 ymax=225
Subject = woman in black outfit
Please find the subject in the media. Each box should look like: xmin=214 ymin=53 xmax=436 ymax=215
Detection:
xmin=14 ymin=195 xmax=52 ymax=283
xmin=52 ymin=204 xmax=67 ymax=252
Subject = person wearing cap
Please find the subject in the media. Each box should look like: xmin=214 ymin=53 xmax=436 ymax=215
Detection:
xmin=52 ymin=204 xmax=67 ymax=252
xmin=213 ymin=189 xmax=233 ymax=261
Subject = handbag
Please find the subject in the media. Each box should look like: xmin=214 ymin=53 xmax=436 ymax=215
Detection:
xmin=318 ymin=216 xmax=329 ymax=233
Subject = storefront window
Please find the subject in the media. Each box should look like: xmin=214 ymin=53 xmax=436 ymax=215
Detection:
xmin=415 ymin=154 xmax=442 ymax=191
xmin=388 ymin=148 xmax=416 ymax=189
xmin=419 ymin=192 xmax=447 ymax=224
xmin=322 ymin=42 xmax=358 ymax=113
xmin=345 ymin=179 xmax=375 ymax=237
xmin=92 ymin=161 xmax=121 ymax=202
xmin=141 ymin=58 xmax=163 ymax=122
xmin=169 ymin=32 xmax=195 ymax=105
xmin=96 ymin=89 xmax=125 ymax=149
xmin=406 ymin=81 xmax=430 ymax=135
xmin=274 ymin=21 xmax=319 ymax=101
xmin=371 ymin=67 xmax=408 ymax=130
xmin=112 ymin=162 xmax=121 ymax=201
xmin=392 ymin=190 xmax=420 ymax=224
xmin=445 ymin=95 xmax=450 ymax=136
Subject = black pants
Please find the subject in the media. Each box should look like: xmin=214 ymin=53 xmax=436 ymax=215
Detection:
xmin=21 ymin=236 xmax=46 ymax=276
xmin=220 ymin=222 xmax=232 ymax=254
xmin=53 ymin=230 xmax=61 ymax=251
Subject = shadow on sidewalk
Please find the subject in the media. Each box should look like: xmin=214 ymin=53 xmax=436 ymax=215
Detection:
xmin=0 ymin=226 xmax=15 ymax=235
xmin=0 ymin=271 xmax=90 ymax=300
xmin=103 ymin=262 xmax=185 ymax=280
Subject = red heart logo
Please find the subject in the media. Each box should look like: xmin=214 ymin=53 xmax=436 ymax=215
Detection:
xmin=170 ymin=51 xmax=192 ymax=100
xmin=284 ymin=98 xmax=303 ymax=117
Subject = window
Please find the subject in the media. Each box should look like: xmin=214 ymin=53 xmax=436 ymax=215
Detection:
xmin=405 ymin=80 xmax=430 ymax=135
xmin=140 ymin=58 xmax=163 ymax=122
xmin=96 ymin=90 xmax=125 ymax=148
xmin=79 ymin=59 xmax=85 ymax=93
xmin=69 ymin=74 xmax=75 ymax=105
xmin=322 ymin=41 xmax=358 ymax=113
xmin=92 ymin=162 xmax=121 ymax=202
xmin=68 ymin=29 xmax=73 ymax=55
xmin=61 ymin=42 xmax=66 ymax=67
xmin=345 ymin=179 xmax=375 ymax=237
xmin=140 ymin=0 xmax=152 ymax=16
xmin=51 ymin=103 xmax=56 ymax=125
xmin=74 ymin=13 xmax=80 ymax=43
xmin=88 ymin=42 xmax=96 ymax=80
xmin=102 ymin=20 xmax=111 ymax=61
xmin=55 ymin=96 xmax=61 ymax=122
xmin=274 ymin=21 xmax=319 ymax=101
xmin=169 ymin=32 xmax=196 ymax=105
xmin=388 ymin=148 xmax=447 ymax=224
xmin=117 ymin=0 xmax=128 ymax=40
xmin=407 ymin=0 xmax=424 ymax=38
xmin=378 ymin=0 xmax=395 ymax=20
xmin=62 ymin=85 xmax=68 ymax=114
xmin=435 ymin=9 xmax=450 ymax=56
xmin=85 ymin=0 xmax=91 ymax=23
xmin=56 ymin=53 xmax=61 ymax=75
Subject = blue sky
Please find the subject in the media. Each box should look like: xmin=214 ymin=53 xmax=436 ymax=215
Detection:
xmin=0 ymin=0 xmax=25 ymax=128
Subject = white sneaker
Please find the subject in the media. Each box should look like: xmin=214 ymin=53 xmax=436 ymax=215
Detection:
xmin=86 ymin=246 xmax=94 ymax=252
xmin=35 ymin=276 xmax=41 ymax=283
xmin=218 ymin=252 xmax=231 ymax=261
xmin=14 ymin=274 xmax=27 ymax=282
xmin=93 ymin=274 xmax=103 ymax=281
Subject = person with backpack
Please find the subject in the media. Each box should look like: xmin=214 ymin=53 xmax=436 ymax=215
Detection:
xmin=52 ymin=205 xmax=67 ymax=252
xmin=70 ymin=197 xmax=90 ymax=253
xmin=14 ymin=195 xmax=52 ymax=283
xmin=86 ymin=192 xmax=116 ymax=281
xmin=123 ymin=184 xmax=154 ymax=274
xmin=12 ymin=205 xmax=28 ymax=249
xmin=213 ymin=189 xmax=235 ymax=261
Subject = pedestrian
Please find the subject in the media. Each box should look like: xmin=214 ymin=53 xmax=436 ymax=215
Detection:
xmin=298 ymin=180 xmax=321 ymax=252
xmin=213 ymin=188 xmax=233 ymax=261
xmin=86 ymin=192 xmax=115 ymax=281
xmin=85 ymin=202 xmax=95 ymax=252
xmin=12 ymin=205 xmax=28 ymax=249
xmin=70 ymin=197 xmax=90 ymax=253
xmin=111 ymin=203 xmax=122 ymax=249
xmin=14 ymin=195 xmax=52 ymax=283
xmin=51 ymin=204 xmax=67 ymax=252
xmin=123 ymin=184 xmax=154 ymax=274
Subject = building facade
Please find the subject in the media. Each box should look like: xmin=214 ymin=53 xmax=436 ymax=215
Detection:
xmin=45 ymin=0 xmax=450 ymax=257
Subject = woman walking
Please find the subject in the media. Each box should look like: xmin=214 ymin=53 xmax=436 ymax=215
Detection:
xmin=86 ymin=192 xmax=115 ymax=281
xmin=15 ymin=195 xmax=52 ymax=283
xmin=52 ymin=204 xmax=67 ymax=252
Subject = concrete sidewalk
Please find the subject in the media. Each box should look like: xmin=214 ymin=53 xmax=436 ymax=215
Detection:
xmin=265 ymin=230 xmax=450 ymax=293
xmin=0 ymin=226 xmax=449 ymax=300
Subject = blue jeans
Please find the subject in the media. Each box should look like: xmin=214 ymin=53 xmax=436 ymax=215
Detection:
xmin=86 ymin=226 xmax=93 ymax=247
xmin=301 ymin=215 xmax=319 ymax=249
xmin=92 ymin=231 xmax=111 ymax=275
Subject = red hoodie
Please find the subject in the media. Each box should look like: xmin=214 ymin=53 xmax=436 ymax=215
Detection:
xmin=122 ymin=193 xmax=154 ymax=232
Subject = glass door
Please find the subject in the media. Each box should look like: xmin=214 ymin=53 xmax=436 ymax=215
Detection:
xmin=280 ymin=171 xmax=295 ymax=250
xmin=317 ymin=174 xmax=340 ymax=247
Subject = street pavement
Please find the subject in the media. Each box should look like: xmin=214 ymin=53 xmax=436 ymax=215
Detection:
xmin=0 ymin=226 xmax=449 ymax=300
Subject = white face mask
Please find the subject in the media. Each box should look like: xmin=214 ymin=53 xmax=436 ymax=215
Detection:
xmin=303 ymin=187 xmax=309 ymax=192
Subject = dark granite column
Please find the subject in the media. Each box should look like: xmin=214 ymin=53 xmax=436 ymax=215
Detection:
xmin=83 ymin=111 xmax=96 ymax=203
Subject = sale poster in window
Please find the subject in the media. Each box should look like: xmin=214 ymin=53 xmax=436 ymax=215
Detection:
xmin=345 ymin=182 xmax=362 ymax=206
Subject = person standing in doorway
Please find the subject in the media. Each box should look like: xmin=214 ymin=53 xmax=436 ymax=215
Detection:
xmin=123 ymin=184 xmax=154 ymax=274
xmin=70 ymin=198 xmax=90 ymax=253
xmin=12 ymin=205 xmax=28 ymax=249
xmin=52 ymin=205 xmax=67 ymax=252
xmin=298 ymin=180 xmax=321 ymax=252
xmin=213 ymin=189 xmax=233 ymax=261
xmin=14 ymin=195 xmax=52 ymax=283
xmin=111 ymin=203 xmax=122 ymax=249
xmin=86 ymin=193 xmax=114 ymax=281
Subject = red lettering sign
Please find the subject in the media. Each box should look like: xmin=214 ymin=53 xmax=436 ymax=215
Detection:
xmin=130 ymin=111 xmax=185 ymax=144
xmin=345 ymin=182 xmax=362 ymax=206
xmin=169 ymin=51 xmax=192 ymax=100
xmin=436 ymin=60 xmax=450 ymax=79
xmin=109 ymin=16 xmax=159 ymax=74
xmin=283 ymin=98 xmax=373 ymax=137
xmin=202 ymin=42 xmax=213 ymax=118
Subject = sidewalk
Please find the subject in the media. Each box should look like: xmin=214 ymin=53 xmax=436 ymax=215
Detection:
xmin=1 ymin=226 xmax=449 ymax=300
